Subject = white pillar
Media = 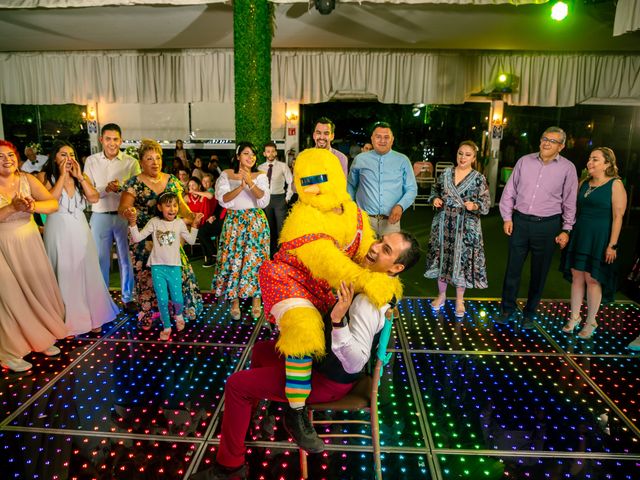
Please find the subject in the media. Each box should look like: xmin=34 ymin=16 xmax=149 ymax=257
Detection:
xmin=487 ymin=99 xmax=504 ymax=206
xmin=284 ymin=101 xmax=300 ymax=168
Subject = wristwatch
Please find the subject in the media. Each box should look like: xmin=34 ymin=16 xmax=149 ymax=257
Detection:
xmin=609 ymin=244 xmax=618 ymax=250
xmin=561 ymin=229 xmax=571 ymax=236
xmin=332 ymin=316 xmax=348 ymax=328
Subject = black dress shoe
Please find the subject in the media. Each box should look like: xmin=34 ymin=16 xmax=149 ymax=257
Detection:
xmin=283 ymin=406 xmax=325 ymax=453
xmin=189 ymin=462 xmax=247 ymax=480
xmin=522 ymin=317 xmax=536 ymax=329
xmin=124 ymin=302 xmax=138 ymax=313
xmin=495 ymin=312 xmax=513 ymax=325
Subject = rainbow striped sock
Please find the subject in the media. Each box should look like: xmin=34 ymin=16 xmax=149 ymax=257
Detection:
xmin=285 ymin=355 xmax=313 ymax=409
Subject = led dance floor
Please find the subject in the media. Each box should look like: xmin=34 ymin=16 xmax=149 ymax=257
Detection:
xmin=1 ymin=294 xmax=639 ymax=479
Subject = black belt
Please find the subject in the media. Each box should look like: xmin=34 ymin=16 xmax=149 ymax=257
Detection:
xmin=98 ymin=211 xmax=119 ymax=215
xmin=370 ymin=214 xmax=389 ymax=220
xmin=514 ymin=210 xmax=561 ymax=222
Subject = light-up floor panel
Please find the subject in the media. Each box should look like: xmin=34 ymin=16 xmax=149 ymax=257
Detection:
xmin=194 ymin=444 xmax=434 ymax=480
xmin=411 ymin=353 xmax=640 ymax=454
xmin=437 ymin=453 xmax=640 ymax=480
xmin=9 ymin=342 xmax=244 ymax=437
xmin=400 ymin=299 xmax=556 ymax=353
xmin=570 ymin=356 xmax=640 ymax=427
xmin=0 ymin=338 xmax=95 ymax=423
xmin=108 ymin=302 xmax=261 ymax=345
xmin=0 ymin=431 xmax=198 ymax=480
xmin=537 ymin=302 xmax=640 ymax=355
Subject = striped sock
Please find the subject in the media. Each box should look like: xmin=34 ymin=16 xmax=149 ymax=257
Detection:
xmin=285 ymin=355 xmax=313 ymax=409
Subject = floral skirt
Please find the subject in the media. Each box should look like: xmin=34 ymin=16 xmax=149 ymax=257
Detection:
xmin=213 ymin=208 xmax=270 ymax=301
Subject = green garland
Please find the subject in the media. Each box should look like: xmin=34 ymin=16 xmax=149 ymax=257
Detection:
xmin=234 ymin=0 xmax=273 ymax=152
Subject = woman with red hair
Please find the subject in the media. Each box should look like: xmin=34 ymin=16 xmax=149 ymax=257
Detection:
xmin=0 ymin=140 xmax=67 ymax=372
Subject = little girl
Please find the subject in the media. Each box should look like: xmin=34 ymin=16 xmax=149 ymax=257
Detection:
xmin=126 ymin=192 xmax=203 ymax=341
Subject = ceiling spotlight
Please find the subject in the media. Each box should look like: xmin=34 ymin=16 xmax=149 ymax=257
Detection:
xmin=315 ymin=0 xmax=336 ymax=15
xmin=412 ymin=107 xmax=421 ymax=117
xmin=551 ymin=1 xmax=569 ymax=21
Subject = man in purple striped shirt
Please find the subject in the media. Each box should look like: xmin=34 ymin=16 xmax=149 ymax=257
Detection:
xmin=498 ymin=126 xmax=578 ymax=328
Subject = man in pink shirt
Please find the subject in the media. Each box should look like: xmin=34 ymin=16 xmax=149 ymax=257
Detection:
xmin=498 ymin=126 xmax=578 ymax=328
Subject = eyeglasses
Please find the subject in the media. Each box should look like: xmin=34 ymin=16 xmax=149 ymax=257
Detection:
xmin=540 ymin=136 xmax=563 ymax=145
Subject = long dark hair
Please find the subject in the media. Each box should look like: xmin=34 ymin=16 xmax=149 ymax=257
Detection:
xmin=43 ymin=140 xmax=84 ymax=197
xmin=233 ymin=141 xmax=258 ymax=173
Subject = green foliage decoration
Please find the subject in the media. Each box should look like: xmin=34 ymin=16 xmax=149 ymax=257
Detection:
xmin=233 ymin=0 xmax=274 ymax=151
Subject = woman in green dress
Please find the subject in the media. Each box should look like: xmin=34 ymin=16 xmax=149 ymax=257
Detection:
xmin=561 ymin=147 xmax=627 ymax=339
xmin=119 ymin=139 xmax=203 ymax=330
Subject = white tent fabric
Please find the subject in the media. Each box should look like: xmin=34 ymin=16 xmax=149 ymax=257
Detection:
xmin=614 ymin=0 xmax=640 ymax=36
xmin=1 ymin=49 xmax=639 ymax=107
xmin=0 ymin=0 xmax=548 ymax=7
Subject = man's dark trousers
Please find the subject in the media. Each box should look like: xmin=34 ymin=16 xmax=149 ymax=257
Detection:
xmin=501 ymin=211 xmax=562 ymax=319
xmin=264 ymin=193 xmax=287 ymax=258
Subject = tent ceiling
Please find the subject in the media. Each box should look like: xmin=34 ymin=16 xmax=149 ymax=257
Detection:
xmin=0 ymin=1 xmax=639 ymax=52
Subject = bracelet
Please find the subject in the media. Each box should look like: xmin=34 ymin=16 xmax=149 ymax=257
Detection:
xmin=332 ymin=316 xmax=348 ymax=328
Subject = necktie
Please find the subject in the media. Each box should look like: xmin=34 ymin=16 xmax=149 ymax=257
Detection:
xmin=267 ymin=163 xmax=273 ymax=186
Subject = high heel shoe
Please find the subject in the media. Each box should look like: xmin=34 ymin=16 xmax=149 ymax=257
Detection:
xmin=562 ymin=314 xmax=582 ymax=333
xmin=251 ymin=298 xmax=262 ymax=319
xmin=230 ymin=301 xmax=241 ymax=320
xmin=578 ymin=322 xmax=598 ymax=340
xmin=454 ymin=300 xmax=465 ymax=318
xmin=431 ymin=294 xmax=446 ymax=311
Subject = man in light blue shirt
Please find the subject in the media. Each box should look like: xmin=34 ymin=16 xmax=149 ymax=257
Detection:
xmin=347 ymin=122 xmax=417 ymax=236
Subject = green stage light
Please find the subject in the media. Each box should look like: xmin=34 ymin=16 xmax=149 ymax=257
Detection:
xmin=551 ymin=1 xmax=569 ymax=21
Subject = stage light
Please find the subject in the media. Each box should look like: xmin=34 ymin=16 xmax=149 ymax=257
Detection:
xmin=315 ymin=0 xmax=335 ymax=15
xmin=551 ymin=1 xmax=569 ymax=21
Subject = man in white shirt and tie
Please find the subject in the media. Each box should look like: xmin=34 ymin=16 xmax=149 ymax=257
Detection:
xmin=258 ymin=141 xmax=293 ymax=257
xmin=84 ymin=123 xmax=141 ymax=312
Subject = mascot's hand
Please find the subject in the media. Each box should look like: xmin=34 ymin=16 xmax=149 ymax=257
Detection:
xmin=363 ymin=273 xmax=402 ymax=308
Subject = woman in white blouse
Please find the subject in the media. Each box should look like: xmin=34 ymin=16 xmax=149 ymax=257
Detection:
xmin=213 ymin=142 xmax=271 ymax=320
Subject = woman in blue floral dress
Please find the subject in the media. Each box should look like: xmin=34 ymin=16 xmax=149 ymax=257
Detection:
xmin=424 ymin=140 xmax=490 ymax=317
xmin=119 ymin=139 xmax=203 ymax=330
xmin=213 ymin=142 xmax=270 ymax=320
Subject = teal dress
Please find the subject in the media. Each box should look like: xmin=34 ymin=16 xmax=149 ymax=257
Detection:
xmin=561 ymin=178 xmax=617 ymax=303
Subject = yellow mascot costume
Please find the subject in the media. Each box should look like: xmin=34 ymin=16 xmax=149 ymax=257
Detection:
xmin=259 ymin=148 xmax=402 ymax=413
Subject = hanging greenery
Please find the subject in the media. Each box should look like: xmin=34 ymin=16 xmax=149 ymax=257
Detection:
xmin=234 ymin=0 xmax=274 ymax=152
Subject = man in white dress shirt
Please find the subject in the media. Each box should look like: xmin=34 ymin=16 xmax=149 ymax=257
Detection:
xmin=84 ymin=123 xmax=140 ymax=312
xmin=258 ymin=141 xmax=293 ymax=257
xmin=20 ymin=144 xmax=48 ymax=173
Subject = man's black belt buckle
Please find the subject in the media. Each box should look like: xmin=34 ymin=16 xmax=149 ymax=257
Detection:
xmin=515 ymin=211 xmax=560 ymax=222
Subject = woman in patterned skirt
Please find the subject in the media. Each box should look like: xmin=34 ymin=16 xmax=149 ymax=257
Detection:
xmin=119 ymin=139 xmax=203 ymax=330
xmin=213 ymin=142 xmax=270 ymax=320
xmin=424 ymin=140 xmax=491 ymax=317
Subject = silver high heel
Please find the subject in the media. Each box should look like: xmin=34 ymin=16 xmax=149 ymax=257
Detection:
xmin=562 ymin=314 xmax=581 ymax=333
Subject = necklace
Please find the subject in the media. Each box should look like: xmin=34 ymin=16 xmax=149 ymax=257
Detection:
xmin=143 ymin=174 xmax=162 ymax=184
xmin=584 ymin=178 xmax=608 ymax=198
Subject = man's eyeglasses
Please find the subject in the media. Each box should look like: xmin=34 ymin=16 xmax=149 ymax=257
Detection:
xmin=540 ymin=136 xmax=564 ymax=145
